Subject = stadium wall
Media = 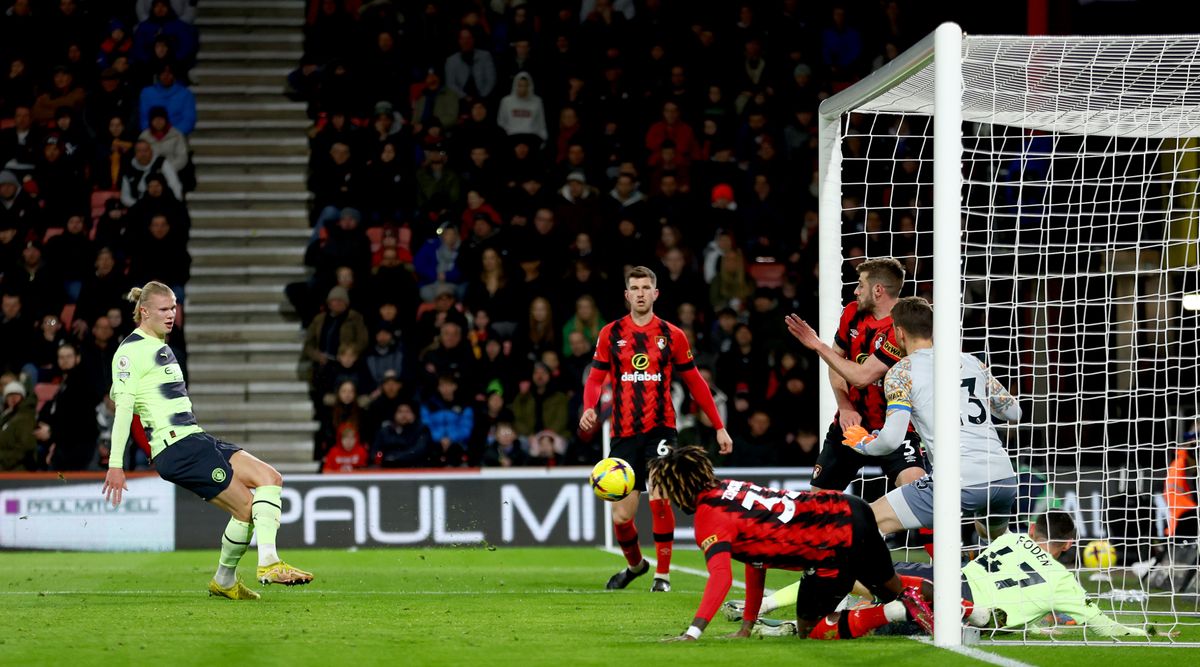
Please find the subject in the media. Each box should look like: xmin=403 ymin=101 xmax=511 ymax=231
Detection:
xmin=0 ymin=468 xmax=1163 ymax=551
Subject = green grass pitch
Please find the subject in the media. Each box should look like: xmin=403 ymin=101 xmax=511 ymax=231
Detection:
xmin=2 ymin=547 xmax=1199 ymax=666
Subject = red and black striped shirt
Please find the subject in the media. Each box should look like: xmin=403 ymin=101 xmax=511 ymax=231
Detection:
xmin=833 ymin=302 xmax=904 ymax=430
xmin=591 ymin=315 xmax=694 ymax=438
xmin=693 ymin=480 xmax=855 ymax=571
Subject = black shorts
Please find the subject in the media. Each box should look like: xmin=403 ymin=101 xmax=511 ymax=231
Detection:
xmin=811 ymin=422 xmax=929 ymax=491
xmin=795 ymin=495 xmax=898 ymax=622
xmin=609 ymin=427 xmax=677 ymax=493
xmin=153 ymin=432 xmax=242 ymax=501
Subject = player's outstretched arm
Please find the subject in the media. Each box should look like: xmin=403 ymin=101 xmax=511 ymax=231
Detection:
xmin=666 ymin=547 xmax=734 ymax=642
xmin=785 ymin=315 xmax=886 ymax=389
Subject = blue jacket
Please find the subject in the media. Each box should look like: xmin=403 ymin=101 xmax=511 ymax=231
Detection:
xmin=413 ymin=237 xmax=463 ymax=288
xmin=420 ymin=398 xmax=473 ymax=444
xmin=140 ymin=82 xmax=196 ymax=134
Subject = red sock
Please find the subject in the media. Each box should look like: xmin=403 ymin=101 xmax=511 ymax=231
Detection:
xmin=919 ymin=528 xmax=934 ymax=559
xmin=900 ymin=575 xmax=927 ymax=590
xmin=649 ymin=498 xmax=674 ymax=576
xmin=807 ymin=606 xmax=889 ymax=640
xmin=613 ymin=520 xmax=642 ymax=568
xmin=846 ymin=605 xmax=890 ymax=637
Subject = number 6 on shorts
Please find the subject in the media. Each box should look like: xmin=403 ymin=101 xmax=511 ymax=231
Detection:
xmin=656 ymin=440 xmax=671 ymax=457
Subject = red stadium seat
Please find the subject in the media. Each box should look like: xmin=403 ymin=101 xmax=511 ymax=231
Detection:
xmin=175 ymin=302 xmax=183 ymax=328
xmin=42 ymin=227 xmax=64 ymax=243
xmin=34 ymin=382 xmax=58 ymax=411
xmin=747 ymin=261 xmax=786 ymax=289
xmin=90 ymin=190 xmax=120 ymax=220
xmin=59 ymin=303 xmax=75 ymax=330
xmin=0 ymin=118 xmax=13 ymax=130
xmin=367 ymin=227 xmax=383 ymax=253
xmin=414 ymin=301 xmax=436 ymax=320
xmin=397 ymin=225 xmax=412 ymax=250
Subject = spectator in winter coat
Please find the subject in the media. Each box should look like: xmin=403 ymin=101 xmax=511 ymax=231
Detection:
xmin=0 ymin=377 xmax=36 ymax=471
xmin=512 ymin=362 xmax=569 ymax=439
xmin=138 ymin=63 xmax=195 ymax=135
xmin=420 ymin=374 xmax=472 ymax=467
xmin=35 ymin=343 xmax=100 ymax=471
xmin=444 ymin=29 xmax=496 ymax=108
xmin=32 ymin=66 xmax=86 ymax=125
xmin=137 ymin=105 xmax=188 ymax=173
xmin=496 ymin=73 xmax=547 ymax=144
xmin=371 ymin=401 xmax=433 ymax=468
xmin=413 ymin=225 xmax=464 ymax=301
xmin=365 ymin=327 xmax=404 ymax=389
xmin=412 ymin=69 xmax=460 ymax=134
xmin=119 ymin=139 xmax=182 ymax=206
xmin=133 ymin=0 xmax=198 ymax=69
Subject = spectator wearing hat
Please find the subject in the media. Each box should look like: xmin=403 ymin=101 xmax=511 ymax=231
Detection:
xmin=364 ymin=368 xmax=410 ymax=443
xmin=554 ymin=170 xmax=602 ymax=240
xmin=415 ymin=144 xmax=463 ymax=225
xmin=138 ymin=105 xmax=189 ymax=175
xmin=497 ymin=72 xmax=547 ymax=145
xmin=0 ymin=168 xmax=38 ymax=240
xmin=444 ymin=28 xmax=497 ymax=110
xmin=0 ymin=105 xmax=41 ymax=174
xmin=33 ymin=66 xmax=86 ymax=125
xmin=412 ymin=69 xmax=460 ymax=134
xmin=138 ymin=63 xmax=195 ymax=135
xmin=303 ymin=285 xmax=369 ymax=379
xmin=0 ymin=375 xmax=35 ymax=470
xmin=118 ymin=138 xmax=182 ymax=206
xmin=370 ymin=400 xmax=433 ymax=468
xmin=414 ymin=222 xmax=464 ymax=302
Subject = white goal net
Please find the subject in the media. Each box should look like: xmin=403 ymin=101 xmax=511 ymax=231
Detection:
xmin=820 ymin=26 xmax=1200 ymax=645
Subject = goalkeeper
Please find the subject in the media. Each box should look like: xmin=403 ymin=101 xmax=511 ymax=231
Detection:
xmin=101 ymin=282 xmax=313 ymax=599
xmin=734 ymin=511 xmax=1150 ymax=639
xmin=840 ymin=297 xmax=1019 ymax=541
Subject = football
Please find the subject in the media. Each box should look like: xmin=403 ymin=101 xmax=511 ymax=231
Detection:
xmin=1081 ymin=539 xmax=1118 ymax=569
xmin=589 ymin=457 xmax=636 ymax=502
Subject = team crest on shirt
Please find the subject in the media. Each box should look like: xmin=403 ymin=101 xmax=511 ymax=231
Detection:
xmin=617 ymin=340 xmax=627 ymax=347
xmin=849 ymin=328 xmax=859 ymax=339
xmin=655 ymin=336 xmax=667 ymax=350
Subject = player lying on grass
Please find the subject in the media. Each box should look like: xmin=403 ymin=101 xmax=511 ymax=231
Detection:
xmin=727 ymin=511 xmax=1152 ymax=639
xmin=648 ymin=446 xmax=934 ymax=641
xmin=101 ymin=282 xmax=313 ymax=600
xmin=792 ymin=296 xmax=1020 ymax=542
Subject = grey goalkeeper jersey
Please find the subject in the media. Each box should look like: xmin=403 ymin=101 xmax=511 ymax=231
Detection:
xmin=883 ymin=348 xmax=1018 ymax=485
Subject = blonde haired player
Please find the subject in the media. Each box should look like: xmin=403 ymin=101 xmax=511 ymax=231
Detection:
xmin=102 ymin=282 xmax=313 ymax=599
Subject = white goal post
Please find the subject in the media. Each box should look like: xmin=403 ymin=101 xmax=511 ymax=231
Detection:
xmin=819 ymin=22 xmax=1200 ymax=647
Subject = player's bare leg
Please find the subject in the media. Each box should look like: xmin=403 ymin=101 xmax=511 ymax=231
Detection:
xmin=218 ymin=451 xmax=313 ymax=586
xmin=606 ymin=490 xmax=650 ymax=589
xmin=895 ymin=466 xmax=926 ymax=487
xmin=868 ymin=496 xmax=905 ymax=535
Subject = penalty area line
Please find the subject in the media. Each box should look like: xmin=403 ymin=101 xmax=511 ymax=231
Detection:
xmin=908 ymin=637 xmax=1037 ymax=667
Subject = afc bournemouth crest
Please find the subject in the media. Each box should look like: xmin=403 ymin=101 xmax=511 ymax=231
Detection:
xmin=655 ymin=336 xmax=667 ymax=350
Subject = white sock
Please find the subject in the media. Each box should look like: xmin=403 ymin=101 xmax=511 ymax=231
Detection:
xmin=760 ymin=596 xmax=778 ymax=614
xmin=631 ymin=559 xmax=649 ymax=574
xmin=214 ymin=564 xmax=237 ymax=588
xmin=883 ymin=600 xmax=908 ymax=622
xmin=654 ymin=573 xmax=670 ymax=582
xmin=258 ymin=543 xmax=280 ymax=567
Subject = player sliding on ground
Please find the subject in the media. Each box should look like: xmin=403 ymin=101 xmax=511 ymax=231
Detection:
xmin=789 ymin=296 xmax=1020 ymax=542
xmin=730 ymin=511 xmax=1153 ymax=639
xmin=101 ymin=282 xmax=313 ymax=600
xmin=649 ymin=446 xmax=933 ymax=641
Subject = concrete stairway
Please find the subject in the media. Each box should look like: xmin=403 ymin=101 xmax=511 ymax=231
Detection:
xmin=188 ymin=0 xmax=317 ymax=470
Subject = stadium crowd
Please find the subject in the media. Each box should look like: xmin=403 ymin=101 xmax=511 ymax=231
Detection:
xmin=0 ymin=0 xmax=197 ymax=472
xmin=288 ymin=0 xmax=939 ymax=473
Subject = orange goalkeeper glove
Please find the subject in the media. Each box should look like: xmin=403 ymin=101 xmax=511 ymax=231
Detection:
xmin=841 ymin=425 xmax=877 ymax=454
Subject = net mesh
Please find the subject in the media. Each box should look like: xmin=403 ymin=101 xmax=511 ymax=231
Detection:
xmin=833 ymin=33 xmax=1200 ymax=644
